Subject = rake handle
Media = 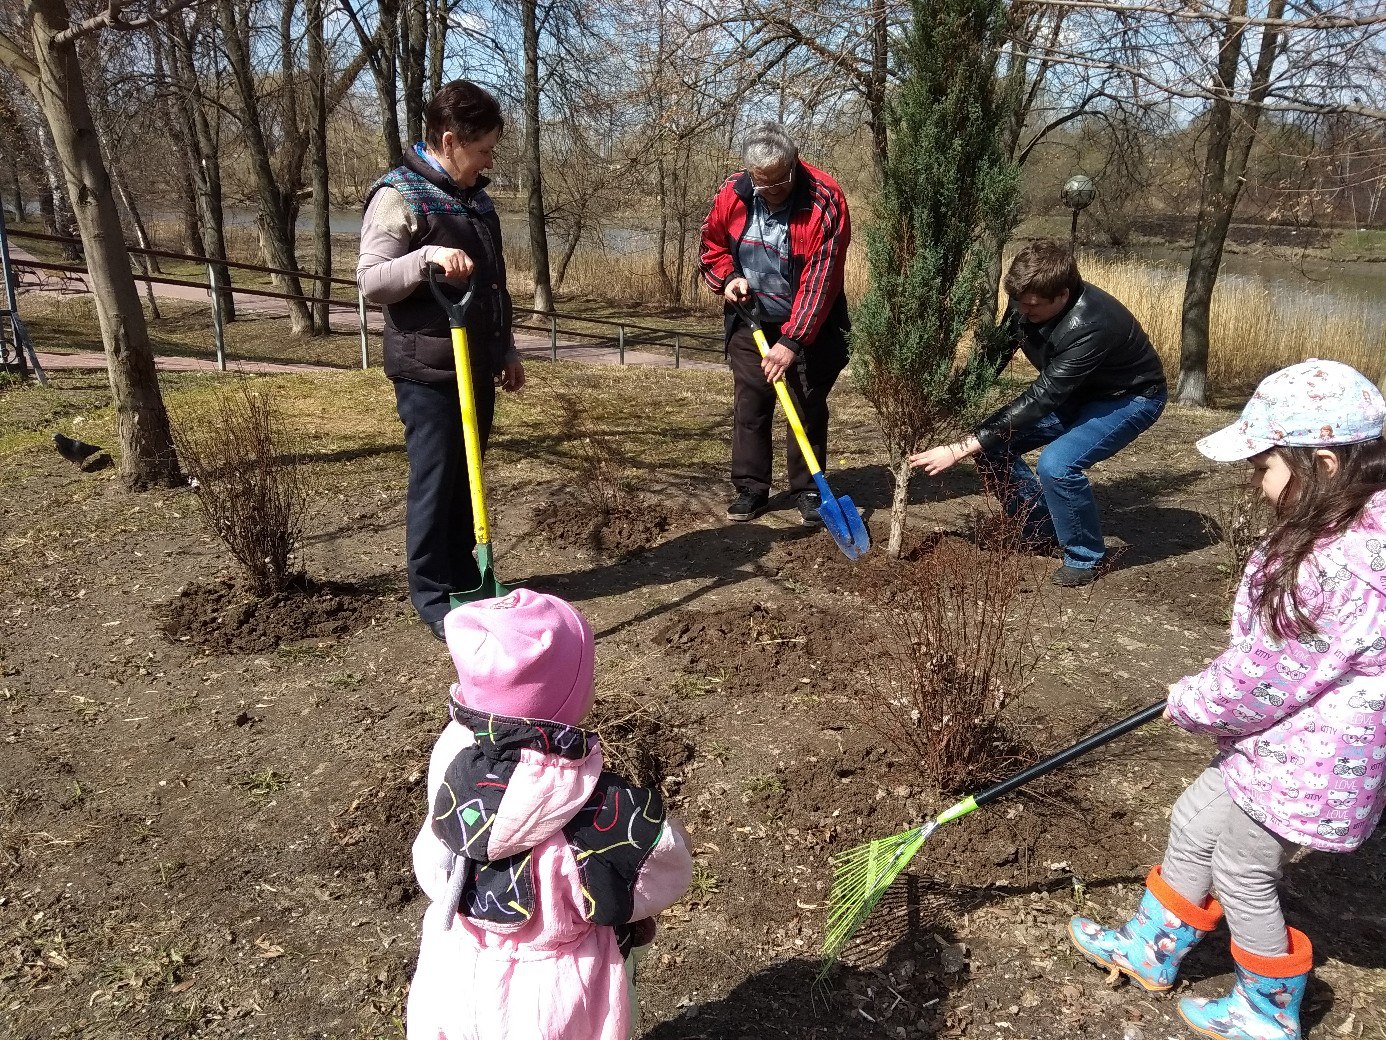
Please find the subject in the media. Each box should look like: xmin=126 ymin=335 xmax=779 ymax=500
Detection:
xmin=972 ymin=700 xmax=1167 ymax=810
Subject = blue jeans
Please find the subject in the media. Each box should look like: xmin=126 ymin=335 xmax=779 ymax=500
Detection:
xmin=975 ymin=391 xmax=1166 ymax=569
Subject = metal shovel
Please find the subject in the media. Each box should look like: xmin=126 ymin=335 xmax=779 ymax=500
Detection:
xmin=730 ymin=295 xmax=870 ymax=560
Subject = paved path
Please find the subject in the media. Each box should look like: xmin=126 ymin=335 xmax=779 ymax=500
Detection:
xmin=11 ymin=244 xmax=724 ymax=374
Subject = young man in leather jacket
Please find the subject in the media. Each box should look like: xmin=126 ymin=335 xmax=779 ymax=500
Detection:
xmin=910 ymin=239 xmax=1167 ymax=586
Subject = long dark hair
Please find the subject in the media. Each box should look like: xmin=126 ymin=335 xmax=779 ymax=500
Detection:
xmin=1255 ymin=438 xmax=1386 ymax=640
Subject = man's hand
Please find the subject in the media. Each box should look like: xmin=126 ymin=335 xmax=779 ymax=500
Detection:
xmin=760 ymin=342 xmax=796 ymax=383
xmin=428 ymin=247 xmax=475 ymax=281
xmin=723 ymin=277 xmax=750 ymax=303
xmin=908 ymin=437 xmax=981 ymax=476
xmin=498 ymin=359 xmax=525 ymax=392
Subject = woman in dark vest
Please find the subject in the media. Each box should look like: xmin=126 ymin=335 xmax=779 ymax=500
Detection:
xmin=357 ymin=81 xmax=525 ymax=640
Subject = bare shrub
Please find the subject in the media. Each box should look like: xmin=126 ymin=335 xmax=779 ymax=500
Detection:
xmin=1203 ymin=476 xmax=1272 ymax=598
xmin=172 ymin=380 xmax=310 ymax=596
xmin=560 ymin=393 xmax=627 ymax=519
xmin=868 ymin=512 xmax=1045 ymax=792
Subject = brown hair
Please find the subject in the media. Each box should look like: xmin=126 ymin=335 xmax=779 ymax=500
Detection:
xmin=1254 ymin=439 xmax=1386 ymax=640
xmin=1002 ymin=239 xmax=1082 ymax=300
xmin=425 ymin=80 xmax=504 ymax=149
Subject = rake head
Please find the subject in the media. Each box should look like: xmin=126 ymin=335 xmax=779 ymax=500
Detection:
xmin=820 ymin=820 xmax=939 ymax=970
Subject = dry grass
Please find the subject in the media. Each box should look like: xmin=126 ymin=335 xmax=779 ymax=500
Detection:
xmin=1077 ymin=253 xmax=1386 ymax=394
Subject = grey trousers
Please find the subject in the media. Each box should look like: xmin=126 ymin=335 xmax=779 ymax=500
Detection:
xmin=1161 ymin=766 xmax=1299 ymax=957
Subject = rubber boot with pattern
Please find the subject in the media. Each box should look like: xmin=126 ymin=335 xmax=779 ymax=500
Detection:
xmin=1068 ymin=866 xmax=1223 ymax=992
xmin=1179 ymin=929 xmax=1312 ymax=1040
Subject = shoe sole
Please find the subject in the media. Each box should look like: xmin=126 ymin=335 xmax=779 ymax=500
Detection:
xmin=1177 ymin=1007 xmax=1226 ymax=1040
xmin=727 ymin=506 xmax=767 ymax=522
xmin=1066 ymin=920 xmax=1172 ymax=993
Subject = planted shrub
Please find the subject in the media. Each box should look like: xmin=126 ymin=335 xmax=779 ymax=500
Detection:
xmin=870 ymin=510 xmax=1043 ymax=791
xmin=172 ymin=380 xmax=309 ymax=596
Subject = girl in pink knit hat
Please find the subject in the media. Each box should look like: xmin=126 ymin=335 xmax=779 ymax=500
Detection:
xmin=407 ymin=588 xmax=693 ymax=1040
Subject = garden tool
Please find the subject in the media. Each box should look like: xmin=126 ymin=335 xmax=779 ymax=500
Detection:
xmin=821 ymin=699 xmax=1167 ymax=968
xmin=729 ymin=294 xmax=869 ymax=560
xmin=426 ymin=263 xmax=511 ymax=604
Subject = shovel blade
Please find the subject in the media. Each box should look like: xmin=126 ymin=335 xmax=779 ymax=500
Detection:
xmin=816 ymin=492 xmax=870 ymax=561
xmin=447 ymin=544 xmax=513 ymax=607
xmin=811 ymin=473 xmax=869 ymax=560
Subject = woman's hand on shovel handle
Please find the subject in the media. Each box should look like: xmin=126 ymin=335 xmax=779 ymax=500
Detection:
xmin=909 ymin=436 xmax=982 ymax=477
xmin=426 ymin=246 xmax=475 ymax=281
xmin=498 ymin=359 xmax=526 ymax=392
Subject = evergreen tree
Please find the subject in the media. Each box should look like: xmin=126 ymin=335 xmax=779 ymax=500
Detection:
xmin=852 ymin=0 xmax=1020 ymax=556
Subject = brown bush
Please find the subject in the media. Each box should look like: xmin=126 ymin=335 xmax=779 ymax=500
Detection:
xmin=1203 ymin=476 xmax=1271 ymax=598
xmin=868 ymin=514 xmax=1045 ymax=792
xmin=172 ymin=380 xmax=311 ymax=596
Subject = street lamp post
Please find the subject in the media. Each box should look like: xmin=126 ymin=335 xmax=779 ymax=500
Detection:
xmin=1061 ymin=174 xmax=1097 ymax=249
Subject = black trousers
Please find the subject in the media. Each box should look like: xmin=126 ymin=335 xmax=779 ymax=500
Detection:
xmin=727 ymin=323 xmax=845 ymax=497
xmin=394 ymin=373 xmax=497 ymax=624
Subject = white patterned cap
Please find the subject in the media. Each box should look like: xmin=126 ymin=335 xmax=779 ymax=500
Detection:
xmin=1197 ymin=359 xmax=1386 ymax=463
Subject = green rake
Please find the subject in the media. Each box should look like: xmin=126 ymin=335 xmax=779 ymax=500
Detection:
xmin=822 ymin=700 xmax=1166 ymax=967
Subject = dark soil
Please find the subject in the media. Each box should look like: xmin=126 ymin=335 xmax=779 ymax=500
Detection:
xmin=156 ymin=574 xmax=387 ymax=653
xmin=4 ymin=380 xmax=1383 ymax=1040
xmin=535 ymin=492 xmax=676 ymax=559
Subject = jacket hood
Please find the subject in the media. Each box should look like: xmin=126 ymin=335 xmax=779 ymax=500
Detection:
xmin=431 ymin=701 xmax=603 ymax=862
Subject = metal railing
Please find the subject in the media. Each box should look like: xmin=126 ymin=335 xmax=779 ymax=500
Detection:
xmin=5 ymin=227 xmax=726 ymax=372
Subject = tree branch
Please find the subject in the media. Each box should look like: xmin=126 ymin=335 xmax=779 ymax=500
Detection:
xmin=0 ymin=27 xmax=40 ymax=89
xmin=53 ymin=0 xmax=203 ymax=47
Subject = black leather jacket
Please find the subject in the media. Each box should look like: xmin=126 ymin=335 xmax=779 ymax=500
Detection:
xmin=974 ymin=282 xmax=1166 ymax=451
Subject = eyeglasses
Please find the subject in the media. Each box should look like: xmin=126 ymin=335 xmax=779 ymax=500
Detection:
xmin=749 ymin=170 xmax=793 ymax=196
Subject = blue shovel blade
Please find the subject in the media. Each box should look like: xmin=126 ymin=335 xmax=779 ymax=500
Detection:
xmin=812 ymin=474 xmax=870 ymax=560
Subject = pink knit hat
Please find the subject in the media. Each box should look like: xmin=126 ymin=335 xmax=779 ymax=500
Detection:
xmin=443 ymin=589 xmax=596 ymax=727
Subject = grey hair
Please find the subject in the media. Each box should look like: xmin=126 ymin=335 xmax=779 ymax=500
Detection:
xmin=741 ymin=123 xmax=798 ymax=171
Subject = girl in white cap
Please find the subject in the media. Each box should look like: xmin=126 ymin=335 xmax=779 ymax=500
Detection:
xmin=1067 ymin=360 xmax=1386 ymax=1040
xmin=407 ymin=588 xmax=693 ymax=1040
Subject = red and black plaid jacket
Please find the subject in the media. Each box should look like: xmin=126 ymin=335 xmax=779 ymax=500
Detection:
xmin=698 ymin=159 xmax=851 ymax=356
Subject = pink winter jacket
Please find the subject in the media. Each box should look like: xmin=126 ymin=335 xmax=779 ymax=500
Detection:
xmin=407 ymin=702 xmax=694 ymax=1040
xmin=1167 ymin=491 xmax=1386 ymax=852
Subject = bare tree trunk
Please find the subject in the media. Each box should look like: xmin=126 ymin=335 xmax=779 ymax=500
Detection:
xmin=308 ymin=0 xmax=332 ymax=333
xmin=888 ymin=454 xmax=910 ymax=558
xmin=218 ymin=0 xmax=312 ymax=334
xmin=1177 ymin=0 xmax=1285 ymax=406
xmin=25 ymin=0 xmax=180 ymax=487
xmin=110 ymin=168 xmax=162 ymax=319
xmin=401 ymin=0 xmax=427 ymax=145
xmin=867 ymin=0 xmax=888 ymax=177
xmin=340 ymin=0 xmax=402 ymax=168
xmin=522 ymin=0 xmax=553 ymax=312
xmin=426 ymin=0 xmax=445 ymax=97
xmin=37 ymin=120 xmax=79 ymax=258
xmin=165 ymin=18 xmax=236 ymax=322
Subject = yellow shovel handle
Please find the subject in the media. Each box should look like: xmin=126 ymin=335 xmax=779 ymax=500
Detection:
xmin=752 ymin=327 xmax=824 ymax=476
xmin=450 ymin=325 xmax=491 ymax=546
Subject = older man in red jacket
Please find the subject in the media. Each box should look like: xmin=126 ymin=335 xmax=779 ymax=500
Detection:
xmin=699 ymin=123 xmax=852 ymax=526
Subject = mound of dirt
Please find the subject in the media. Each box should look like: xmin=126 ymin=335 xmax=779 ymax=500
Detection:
xmin=587 ymin=693 xmax=698 ymax=793
xmin=157 ymin=575 xmax=383 ymax=653
xmin=535 ymin=494 xmax=674 ymax=560
xmin=655 ymin=600 xmax=877 ymax=701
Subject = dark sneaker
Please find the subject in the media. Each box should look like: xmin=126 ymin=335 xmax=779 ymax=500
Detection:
xmin=726 ymin=490 xmax=769 ymax=522
xmin=1051 ymin=564 xmax=1099 ymax=587
xmin=796 ymin=491 xmax=824 ymax=527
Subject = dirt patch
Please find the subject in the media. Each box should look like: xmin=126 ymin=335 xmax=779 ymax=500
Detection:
xmin=157 ymin=575 xmax=385 ymax=653
xmin=588 ymin=690 xmax=698 ymax=792
xmin=535 ymin=494 xmax=675 ymax=560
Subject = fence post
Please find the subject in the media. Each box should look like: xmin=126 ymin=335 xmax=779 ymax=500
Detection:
xmin=549 ymin=313 xmax=557 ymax=361
xmin=618 ymin=325 xmax=625 ymax=365
xmin=358 ymin=289 xmax=370 ymax=369
xmin=207 ymin=263 xmax=226 ymax=371
xmin=674 ymin=334 xmax=681 ymax=369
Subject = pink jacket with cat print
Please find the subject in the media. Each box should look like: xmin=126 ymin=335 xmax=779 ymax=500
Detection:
xmin=407 ymin=704 xmax=694 ymax=1040
xmin=1166 ymin=491 xmax=1386 ymax=852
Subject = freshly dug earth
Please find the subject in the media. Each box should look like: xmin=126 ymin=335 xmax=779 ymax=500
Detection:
xmin=2 ymin=366 xmax=1383 ymax=1040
